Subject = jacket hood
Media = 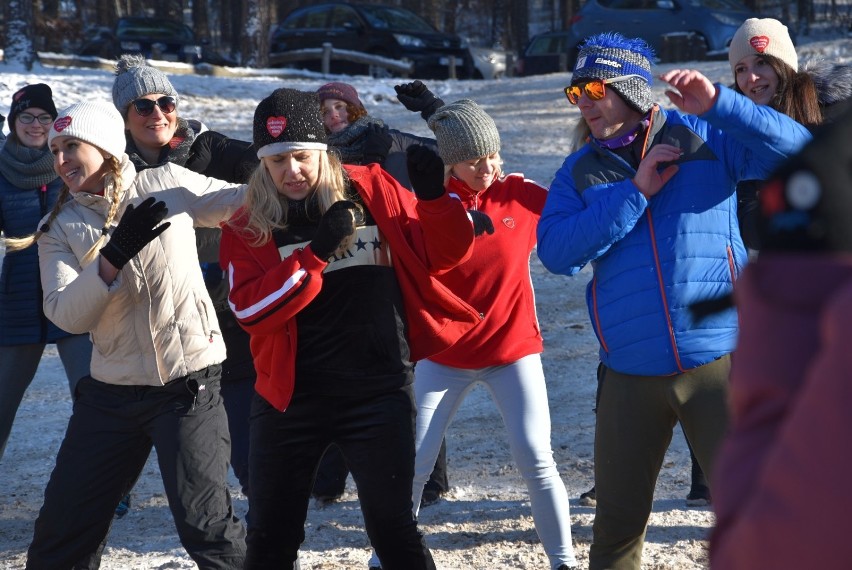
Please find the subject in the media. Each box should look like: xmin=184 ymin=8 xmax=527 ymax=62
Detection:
xmin=802 ymin=57 xmax=852 ymax=108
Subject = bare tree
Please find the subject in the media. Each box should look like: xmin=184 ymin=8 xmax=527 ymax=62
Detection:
xmin=241 ymin=0 xmax=271 ymax=68
xmin=4 ymin=0 xmax=37 ymax=70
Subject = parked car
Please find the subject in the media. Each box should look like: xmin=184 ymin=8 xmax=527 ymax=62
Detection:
xmin=269 ymin=2 xmax=476 ymax=79
xmin=515 ymin=0 xmax=759 ymax=76
xmin=469 ymin=45 xmax=510 ymax=79
xmin=79 ymin=17 xmax=206 ymax=64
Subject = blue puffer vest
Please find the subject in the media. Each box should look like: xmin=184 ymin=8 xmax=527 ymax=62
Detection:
xmin=0 ymin=173 xmax=71 ymax=345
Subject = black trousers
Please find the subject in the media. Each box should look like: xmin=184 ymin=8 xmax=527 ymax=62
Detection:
xmin=245 ymin=386 xmax=435 ymax=570
xmin=313 ymin=438 xmax=449 ymax=500
xmin=26 ymin=367 xmax=246 ymax=570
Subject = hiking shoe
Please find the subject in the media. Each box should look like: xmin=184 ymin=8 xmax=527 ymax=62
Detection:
xmin=686 ymin=483 xmax=712 ymax=507
xmin=420 ymin=488 xmax=444 ymax=509
xmin=114 ymin=494 xmax=131 ymax=519
xmin=579 ymin=485 xmax=596 ymax=507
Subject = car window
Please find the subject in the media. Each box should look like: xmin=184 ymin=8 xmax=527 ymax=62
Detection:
xmin=329 ymin=6 xmax=361 ymax=30
xmin=282 ymin=6 xmax=330 ymax=30
xmin=599 ymin=0 xmax=655 ymax=9
xmin=358 ymin=5 xmax=436 ymax=32
xmin=116 ymin=20 xmax=195 ymax=41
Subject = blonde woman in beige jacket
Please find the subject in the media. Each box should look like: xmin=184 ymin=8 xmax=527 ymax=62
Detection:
xmin=8 ymin=101 xmax=248 ymax=569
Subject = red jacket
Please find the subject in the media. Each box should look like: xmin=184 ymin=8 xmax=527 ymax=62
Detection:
xmin=219 ymin=164 xmax=481 ymax=411
xmin=710 ymin=254 xmax=852 ymax=569
xmin=432 ymin=173 xmax=548 ymax=368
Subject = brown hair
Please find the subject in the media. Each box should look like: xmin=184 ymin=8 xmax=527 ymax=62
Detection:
xmin=734 ymin=54 xmax=823 ymax=127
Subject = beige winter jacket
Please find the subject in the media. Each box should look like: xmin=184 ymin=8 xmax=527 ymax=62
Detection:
xmin=38 ymin=157 xmax=245 ymax=386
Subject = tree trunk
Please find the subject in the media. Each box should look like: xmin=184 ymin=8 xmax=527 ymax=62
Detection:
xmin=5 ymin=0 xmax=37 ymax=70
xmin=241 ymin=0 xmax=271 ymax=68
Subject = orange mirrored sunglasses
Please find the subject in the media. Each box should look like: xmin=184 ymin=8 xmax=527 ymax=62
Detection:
xmin=564 ymin=74 xmax=646 ymax=105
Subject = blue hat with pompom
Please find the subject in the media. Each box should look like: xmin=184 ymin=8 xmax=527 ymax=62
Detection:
xmin=572 ymin=32 xmax=655 ymax=113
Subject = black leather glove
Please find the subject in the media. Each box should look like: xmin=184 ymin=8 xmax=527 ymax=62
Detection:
xmin=394 ymin=80 xmax=445 ymax=121
xmin=361 ymin=123 xmax=393 ymax=166
xmin=468 ymin=209 xmax=495 ymax=237
xmin=406 ymin=145 xmax=445 ymax=201
xmin=310 ymin=200 xmax=358 ymax=259
xmin=100 ymin=196 xmax=171 ymax=270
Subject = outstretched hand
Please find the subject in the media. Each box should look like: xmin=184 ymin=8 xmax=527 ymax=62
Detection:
xmin=659 ymin=69 xmax=718 ymax=115
xmin=633 ymin=144 xmax=682 ymax=198
xmin=394 ymin=80 xmax=445 ymax=121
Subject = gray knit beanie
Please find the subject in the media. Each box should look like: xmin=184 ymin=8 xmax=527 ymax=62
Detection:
xmin=572 ymin=32 xmax=655 ymax=113
xmin=112 ymin=54 xmax=179 ymax=118
xmin=427 ymin=99 xmax=500 ymax=166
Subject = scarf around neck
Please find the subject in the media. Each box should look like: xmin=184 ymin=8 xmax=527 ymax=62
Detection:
xmin=327 ymin=115 xmax=385 ymax=165
xmin=0 ymin=137 xmax=57 ymax=188
xmin=125 ymin=117 xmax=197 ymax=171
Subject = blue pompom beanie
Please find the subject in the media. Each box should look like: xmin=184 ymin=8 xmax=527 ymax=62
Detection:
xmin=572 ymin=32 xmax=655 ymax=113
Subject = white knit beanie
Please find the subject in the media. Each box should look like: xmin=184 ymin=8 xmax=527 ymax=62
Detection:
xmin=48 ymin=101 xmax=127 ymax=160
xmin=427 ymin=99 xmax=500 ymax=166
xmin=729 ymin=18 xmax=798 ymax=73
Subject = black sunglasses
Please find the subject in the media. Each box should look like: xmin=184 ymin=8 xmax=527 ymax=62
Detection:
xmin=132 ymin=96 xmax=177 ymax=117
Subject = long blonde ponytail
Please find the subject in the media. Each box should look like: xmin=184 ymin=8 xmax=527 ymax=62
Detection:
xmin=79 ymin=156 xmax=125 ymax=266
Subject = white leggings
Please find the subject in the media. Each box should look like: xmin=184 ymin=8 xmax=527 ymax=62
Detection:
xmin=413 ymin=354 xmax=576 ymax=569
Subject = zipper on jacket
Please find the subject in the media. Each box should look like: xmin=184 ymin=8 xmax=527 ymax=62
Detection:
xmin=590 ymin=276 xmax=608 ymax=353
xmin=645 ymin=209 xmax=685 ymax=373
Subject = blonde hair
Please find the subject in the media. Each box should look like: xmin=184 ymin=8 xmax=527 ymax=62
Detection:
xmin=234 ymin=150 xmax=350 ymax=247
xmin=445 ymin=151 xmax=505 ymax=182
xmin=3 ymin=157 xmax=126 ymax=268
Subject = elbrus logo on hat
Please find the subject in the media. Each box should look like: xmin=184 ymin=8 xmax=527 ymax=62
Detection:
xmin=572 ymin=33 xmax=655 ymax=113
xmin=47 ymin=101 xmax=127 ymax=160
xmin=728 ymin=18 xmax=798 ymax=73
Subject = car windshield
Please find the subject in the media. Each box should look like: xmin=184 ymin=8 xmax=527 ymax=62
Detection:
xmin=116 ymin=20 xmax=195 ymax=41
xmin=357 ymin=5 xmax=435 ymax=32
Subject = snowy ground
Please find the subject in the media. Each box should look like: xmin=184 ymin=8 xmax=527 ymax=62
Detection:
xmin=1 ymin=28 xmax=851 ymax=569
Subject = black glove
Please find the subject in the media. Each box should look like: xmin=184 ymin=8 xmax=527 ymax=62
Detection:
xmin=394 ymin=80 xmax=445 ymax=121
xmin=406 ymin=145 xmax=445 ymax=201
xmin=361 ymin=123 xmax=393 ymax=166
xmin=100 ymin=196 xmax=171 ymax=270
xmin=468 ymin=209 xmax=495 ymax=237
xmin=310 ymin=200 xmax=358 ymax=259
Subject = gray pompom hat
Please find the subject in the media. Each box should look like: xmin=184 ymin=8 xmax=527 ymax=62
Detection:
xmin=427 ymin=99 xmax=500 ymax=166
xmin=112 ymin=54 xmax=179 ymax=118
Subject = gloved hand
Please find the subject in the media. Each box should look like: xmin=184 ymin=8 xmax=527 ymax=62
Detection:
xmin=310 ymin=200 xmax=358 ymax=259
xmin=394 ymin=80 xmax=445 ymax=121
xmin=468 ymin=209 xmax=495 ymax=237
xmin=100 ymin=196 xmax=171 ymax=270
xmin=361 ymin=123 xmax=393 ymax=166
xmin=406 ymin=145 xmax=445 ymax=201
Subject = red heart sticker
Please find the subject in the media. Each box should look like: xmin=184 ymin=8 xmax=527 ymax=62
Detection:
xmin=53 ymin=116 xmax=72 ymax=132
xmin=749 ymin=35 xmax=770 ymax=53
xmin=266 ymin=116 xmax=287 ymax=137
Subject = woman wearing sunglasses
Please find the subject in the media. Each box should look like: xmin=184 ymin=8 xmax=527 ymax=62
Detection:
xmin=537 ymin=32 xmax=811 ymax=570
xmin=8 ymin=99 xmax=247 ymax=568
xmin=111 ymin=54 xmax=259 ymax=522
xmin=0 ymin=84 xmax=94 ymax=466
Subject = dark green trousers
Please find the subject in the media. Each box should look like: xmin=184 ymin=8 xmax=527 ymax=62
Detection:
xmin=589 ymin=356 xmax=731 ymax=570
